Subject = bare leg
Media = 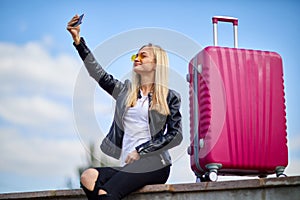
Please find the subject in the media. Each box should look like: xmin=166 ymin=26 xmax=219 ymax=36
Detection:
xmin=80 ymin=168 xmax=99 ymax=191
xmin=80 ymin=168 xmax=108 ymax=195
xmin=98 ymin=189 xmax=107 ymax=195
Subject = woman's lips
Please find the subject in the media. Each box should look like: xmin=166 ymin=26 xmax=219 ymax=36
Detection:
xmin=134 ymin=62 xmax=141 ymax=67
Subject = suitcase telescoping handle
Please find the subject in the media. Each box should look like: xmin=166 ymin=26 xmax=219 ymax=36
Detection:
xmin=212 ymin=16 xmax=238 ymax=48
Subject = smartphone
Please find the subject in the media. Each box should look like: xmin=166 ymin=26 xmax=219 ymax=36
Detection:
xmin=72 ymin=14 xmax=84 ymax=27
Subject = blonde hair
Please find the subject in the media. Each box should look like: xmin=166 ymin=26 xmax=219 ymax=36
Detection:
xmin=126 ymin=44 xmax=170 ymax=115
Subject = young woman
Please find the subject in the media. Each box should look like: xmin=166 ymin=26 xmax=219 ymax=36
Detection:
xmin=67 ymin=15 xmax=183 ymax=200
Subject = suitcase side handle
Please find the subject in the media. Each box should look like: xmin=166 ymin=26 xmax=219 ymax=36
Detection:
xmin=212 ymin=16 xmax=238 ymax=48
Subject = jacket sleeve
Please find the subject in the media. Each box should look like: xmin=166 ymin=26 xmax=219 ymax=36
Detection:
xmin=135 ymin=91 xmax=183 ymax=155
xmin=73 ymin=37 xmax=124 ymax=99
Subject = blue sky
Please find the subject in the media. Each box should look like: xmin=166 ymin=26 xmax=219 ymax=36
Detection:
xmin=0 ymin=0 xmax=299 ymax=193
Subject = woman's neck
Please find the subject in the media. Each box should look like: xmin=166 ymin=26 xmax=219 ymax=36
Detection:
xmin=140 ymin=74 xmax=155 ymax=96
xmin=140 ymin=84 xmax=154 ymax=96
xmin=140 ymin=79 xmax=154 ymax=96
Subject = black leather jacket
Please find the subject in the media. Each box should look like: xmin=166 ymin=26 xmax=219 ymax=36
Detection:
xmin=74 ymin=38 xmax=183 ymax=166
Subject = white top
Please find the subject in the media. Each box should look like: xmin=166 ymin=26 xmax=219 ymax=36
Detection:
xmin=121 ymin=92 xmax=151 ymax=166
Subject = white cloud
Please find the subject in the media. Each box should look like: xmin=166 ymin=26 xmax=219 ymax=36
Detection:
xmin=167 ymin=153 xmax=195 ymax=184
xmin=0 ymin=41 xmax=80 ymax=97
xmin=41 ymin=35 xmax=54 ymax=48
xmin=286 ymin=159 xmax=300 ymax=176
xmin=0 ymin=39 xmax=84 ymax=131
xmin=0 ymin=96 xmax=71 ymax=127
xmin=288 ymin=133 xmax=300 ymax=152
xmin=0 ymin=39 xmax=91 ymax=191
xmin=286 ymin=133 xmax=300 ymax=176
xmin=0 ymin=127 xmax=85 ymax=178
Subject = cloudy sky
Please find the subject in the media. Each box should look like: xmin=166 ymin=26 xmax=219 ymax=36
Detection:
xmin=0 ymin=0 xmax=299 ymax=193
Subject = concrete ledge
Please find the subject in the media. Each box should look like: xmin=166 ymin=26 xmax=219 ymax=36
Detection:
xmin=1 ymin=176 xmax=300 ymax=200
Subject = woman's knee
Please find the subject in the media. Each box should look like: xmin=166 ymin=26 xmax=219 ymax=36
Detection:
xmin=80 ymin=168 xmax=99 ymax=191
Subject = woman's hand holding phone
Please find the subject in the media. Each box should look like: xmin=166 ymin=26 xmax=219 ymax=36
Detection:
xmin=67 ymin=14 xmax=84 ymax=45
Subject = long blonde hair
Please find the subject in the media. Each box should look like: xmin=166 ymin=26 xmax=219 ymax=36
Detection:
xmin=126 ymin=44 xmax=170 ymax=115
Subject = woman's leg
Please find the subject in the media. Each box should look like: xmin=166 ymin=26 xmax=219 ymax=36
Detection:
xmin=97 ymin=156 xmax=170 ymax=200
xmin=81 ymin=156 xmax=170 ymax=200
xmin=81 ymin=168 xmax=99 ymax=191
xmin=80 ymin=167 xmax=119 ymax=200
xmin=80 ymin=168 xmax=99 ymax=200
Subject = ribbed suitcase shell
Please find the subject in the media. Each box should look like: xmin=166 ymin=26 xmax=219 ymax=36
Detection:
xmin=188 ymin=46 xmax=288 ymax=178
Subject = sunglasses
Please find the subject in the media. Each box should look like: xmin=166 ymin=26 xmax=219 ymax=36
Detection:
xmin=131 ymin=53 xmax=146 ymax=62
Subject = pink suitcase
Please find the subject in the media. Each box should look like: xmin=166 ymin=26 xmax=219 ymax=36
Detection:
xmin=187 ymin=16 xmax=288 ymax=182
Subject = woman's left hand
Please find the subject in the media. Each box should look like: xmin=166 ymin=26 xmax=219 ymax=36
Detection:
xmin=125 ymin=150 xmax=140 ymax=164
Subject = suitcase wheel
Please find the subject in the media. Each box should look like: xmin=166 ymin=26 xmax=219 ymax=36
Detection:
xmin=206 ymin=163 xmax=222 ymax=182
xmin=197 ymin=171 xmax=218 ymax=182
xmin=196 ymin=163 xmax=222 ymax=182
xmin=207 ymin=171 xmax=218 ymax=182
xmin=275 ymin=166 xmax=287 ymax=178
xmin=277 ymin=173 xmax=287 ymax=178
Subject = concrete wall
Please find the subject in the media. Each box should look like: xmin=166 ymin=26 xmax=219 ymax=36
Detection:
xmin=1 ymin=176 xmax=299 ymax=200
